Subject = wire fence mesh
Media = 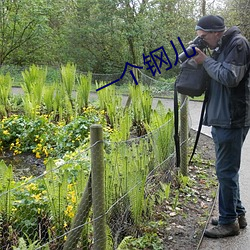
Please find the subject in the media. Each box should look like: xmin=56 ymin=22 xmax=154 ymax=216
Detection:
xmin=0 ymin=66 xmax=192 ymax=249
xmin=0 ymin=102 xmax=191 ymax=249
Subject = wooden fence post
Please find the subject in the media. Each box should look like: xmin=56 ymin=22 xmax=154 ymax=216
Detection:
xmin=63 ymin=175 xmax=92 ymax=250
xmin=91 ymin=124 xmax=106 ymax=250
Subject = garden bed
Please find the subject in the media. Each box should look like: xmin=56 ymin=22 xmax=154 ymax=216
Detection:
xmin=0 ymin=129 xmax=217 ymax=250
xmin=0 ymin=65 xmax=217 ymax=249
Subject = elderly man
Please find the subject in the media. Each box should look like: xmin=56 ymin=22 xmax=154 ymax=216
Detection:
xmin=193 ymin=15 xmax=250 ymax=238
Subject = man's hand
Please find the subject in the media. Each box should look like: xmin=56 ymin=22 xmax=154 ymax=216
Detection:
xmin=193 ymin=48 xmax=207 ymax=64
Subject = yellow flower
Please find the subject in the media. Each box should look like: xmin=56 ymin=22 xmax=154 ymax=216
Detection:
xmin=100 ymin=110 xmax=106 ymax=115
xmin=12 ymin=207 xmax=17 ymax=212
xmin=71 ymin=195 xmax=76 ymax=204
xmin=43 ymin=147 xmax=49 ymax=157
xmin=3 ymin=130 xmax=9 ymax=135
xmin=32 ymin=193 xmax=42 ymax=201
xmin=14 ymin=149 xmax=22 ymax=155
xmin=65 ymin=205 xmax=74 ymax=218
xmin=26 ymin=183 xmax=37 ymax=191
xmin=67 ymin=189 xmax=77 ymax=204
xmin=36 ymin=152 xmax=41 ymax=159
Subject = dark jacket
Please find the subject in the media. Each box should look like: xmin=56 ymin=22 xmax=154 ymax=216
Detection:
xmin=203 ymin=26 xmax=250 ymax=128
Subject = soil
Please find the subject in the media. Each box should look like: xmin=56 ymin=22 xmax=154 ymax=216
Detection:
xmin=158 ymin=130 xmax=217 ymax=250
xmin=0 ymin=152 xmax=45 ymax=180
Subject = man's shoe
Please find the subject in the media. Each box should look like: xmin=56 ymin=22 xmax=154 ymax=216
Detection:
xmin=238 ymin=215 xmax=247 ymax=228
xmin=211 ymin=214 xmax=247 ymax=229
xmin=204 ymin=222 xmax=240 ymax=238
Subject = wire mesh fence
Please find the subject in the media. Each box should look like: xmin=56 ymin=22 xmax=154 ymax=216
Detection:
xmin=0 ymin=65 xmax=192 ymax=249
xmin=0 ymin=99 xmax=191 ymax=249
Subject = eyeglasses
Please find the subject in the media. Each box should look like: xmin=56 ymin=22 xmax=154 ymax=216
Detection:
xmin=199 ymin=32 xmax=214 ymax=40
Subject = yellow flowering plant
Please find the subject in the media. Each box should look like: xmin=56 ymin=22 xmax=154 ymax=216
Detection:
xmin=0 ymin=106 xmax=104 ymax=158
xmin=11 ymin=176 xmax=49 ymax=241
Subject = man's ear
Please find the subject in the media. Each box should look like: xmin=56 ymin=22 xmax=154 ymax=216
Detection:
xmin=216 ymin=31 xmax=224 ymax=39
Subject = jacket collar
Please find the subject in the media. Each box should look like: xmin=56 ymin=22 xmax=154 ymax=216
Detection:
xmin=212 ymin=26 xmax=241 ymax=58
xmin=221 ymin=26 xmax=241 ymax=48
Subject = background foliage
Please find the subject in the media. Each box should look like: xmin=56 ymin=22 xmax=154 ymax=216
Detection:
xmin=1 ymin=0 xmax=249 ymax=80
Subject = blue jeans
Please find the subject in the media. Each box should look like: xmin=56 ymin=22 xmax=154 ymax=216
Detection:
xmin=211 ymin=126 xmax=249 ymax=225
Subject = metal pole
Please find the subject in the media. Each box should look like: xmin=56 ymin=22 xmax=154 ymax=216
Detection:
xmin=180 ymin=94 xmax=189 ymax=176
